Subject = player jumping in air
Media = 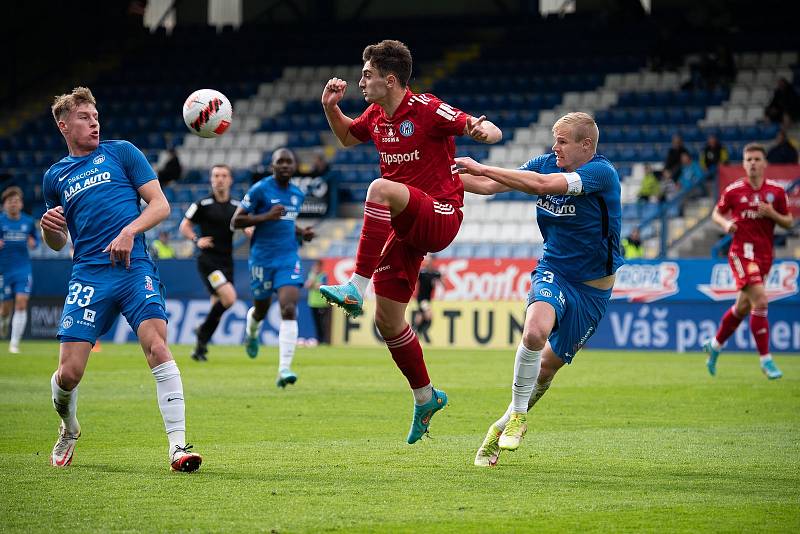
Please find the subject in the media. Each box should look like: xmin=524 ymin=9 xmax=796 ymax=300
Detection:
xmin=40 ymin=87 xmax=202 ymax=472
xmin=231 ymin=148 xmax=315 ymax=388
xmin=703 ymin=143 xmax=793 ymax=379
xmin=319 ymin=39 xmax=502 ymax=443
xmin=456 ymin=112 xmax=623 ymax=467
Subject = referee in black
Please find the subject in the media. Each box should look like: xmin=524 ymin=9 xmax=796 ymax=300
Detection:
xmin=413 ymin=254 xmax=443 ymax=342
xmin=179 ymin=164 xmax=243 ymax=361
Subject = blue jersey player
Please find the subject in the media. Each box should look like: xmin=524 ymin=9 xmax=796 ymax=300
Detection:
xmin=39 ymin=87 xmax=201 ymax=472
xmin=456 ymin=112 xmax=623 ymax=467
xmin=232 ymin=148 xmax=315 ymax=388
xmin=0 ymin=186 xmax=38 ymax=353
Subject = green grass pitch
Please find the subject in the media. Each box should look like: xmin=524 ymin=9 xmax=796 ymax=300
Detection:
xmin=1 ymin=342 xmax=798 ymax=532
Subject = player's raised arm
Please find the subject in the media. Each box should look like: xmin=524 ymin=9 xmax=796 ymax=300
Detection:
xmin=103 ymin=180 xmax=170 ymax=268
xmin=464 ymin=115 xmax=502 ymax=144
xmin=322 ymin=78 xmax=362 ymax=147
xmin=455 ymin=156 xmax=568 ymax=195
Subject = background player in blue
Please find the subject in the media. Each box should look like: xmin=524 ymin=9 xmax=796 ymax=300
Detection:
xmin=39 ymin=87 xmax=201 ymax=472
xmin=0 ymin=186 xmax=39 ymax=353
xmin=231 ymin=148 xmax=315 ymax=388
xmin=456 ymin=112 xmax=623 ymax=467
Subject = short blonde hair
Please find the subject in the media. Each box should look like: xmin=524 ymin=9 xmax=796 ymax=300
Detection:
xmin=2 ymin=186 xmax=23 ymax=203
xmin=553 ymin=112 xmax=599 ymax=150
xmin=52 ymin=87 xmax=96 ymax=123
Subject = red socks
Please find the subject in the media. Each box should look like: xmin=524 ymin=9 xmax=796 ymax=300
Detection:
xmin=714 ymin=305 xmax=744 ymax=345
xmin=384 ymin=325 xmax=430 ymax=389
xmin=750 ymin=308 xmax=770 ymax=356
xmin=354 ymin=202 xmax=391 ymax=278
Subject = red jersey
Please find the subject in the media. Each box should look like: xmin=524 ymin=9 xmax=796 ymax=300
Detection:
xmin=717 ymin=178 xmax=789 ymax=261
xmin=349 ymin=90 xmax=469 ymax=207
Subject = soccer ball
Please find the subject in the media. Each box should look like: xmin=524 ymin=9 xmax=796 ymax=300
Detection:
xmin=182 ymin=89 xmax=232 ymax=138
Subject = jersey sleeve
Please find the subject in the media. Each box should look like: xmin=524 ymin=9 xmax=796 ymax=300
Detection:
xmin=348 ymin=108 xmax=372 ymax=143
xmin=518 ymin=154 xmax=549 ymax=172
xmin=569 ymin=160 xmax=618 ymax=195
xmin=425 ymin=95 xmax=468 ymax=137
xmin=240 ymin=184 xmax=263 ymax=214
xmin=184 ymin=202 xmax=200 ymax=222
xmin=717 ymin=189 xmax=732 ymax=213
xmin=774 ymin=187 xmax=789 ymax=215
xmin=42 ymin=169 xmax=60 ymax=209
xmin=116 ymin=141 xmax=157 ymax=189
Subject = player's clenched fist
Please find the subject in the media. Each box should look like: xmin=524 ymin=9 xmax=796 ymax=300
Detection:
xmin=322 ymin=78 xmax=347 ymax=107
xmin=41 ymin=206 xmax=68 ymax=236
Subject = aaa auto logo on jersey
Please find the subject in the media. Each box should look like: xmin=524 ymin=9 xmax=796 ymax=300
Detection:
xmin=697 ymin=261 xmax=799 ymax=302
xmin=611 ymin=262 xmax=680 ymax=302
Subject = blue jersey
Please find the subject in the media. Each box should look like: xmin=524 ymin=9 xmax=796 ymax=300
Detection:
xmin=0 ymin=213 xmax=38 ymax=274
xmin=519 ymin=153 xmax=624 ymax=282
xmin=43 ymin=140 xmax=157 ymax=265
xmin=241 ymin=176 xmax=305 ymax=264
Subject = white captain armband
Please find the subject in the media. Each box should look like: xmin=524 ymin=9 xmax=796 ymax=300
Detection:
xmin=562 ymin=172 xmax=583 ymax=195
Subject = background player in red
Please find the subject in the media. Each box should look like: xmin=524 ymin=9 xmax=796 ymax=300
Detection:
xmin=704 ymin=143 xmax=793 ymax=379
xmin=319 ymin=39 xmax=501 ymax=443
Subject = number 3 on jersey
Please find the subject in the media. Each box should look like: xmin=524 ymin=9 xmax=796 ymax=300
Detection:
xmin=66 ymin=283 xmax=95 ymax=307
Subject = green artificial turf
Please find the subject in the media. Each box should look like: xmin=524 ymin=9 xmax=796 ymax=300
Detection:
xmin=1 ymin=342 xmax=798 ymax=533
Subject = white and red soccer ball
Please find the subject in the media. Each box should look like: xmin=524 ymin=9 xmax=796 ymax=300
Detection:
xmin=182 ymin=89 xmax=232 ymax=138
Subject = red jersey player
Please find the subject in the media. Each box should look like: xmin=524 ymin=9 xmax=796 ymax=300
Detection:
xmin=320 ymin=39 xmax=502 ymax=443
xmin=704 ymin=143 xmax=793 ymax=379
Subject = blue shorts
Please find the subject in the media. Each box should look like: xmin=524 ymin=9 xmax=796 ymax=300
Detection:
xmin=1 ymin=269 xmax=32 ymax=301
xmin=249 ymin=257 xmax=303 ymax=301
xmin=527 ymin=265 xmax=611 ymax=364
xmin=57 ymin=259 xmax=167 ymax=344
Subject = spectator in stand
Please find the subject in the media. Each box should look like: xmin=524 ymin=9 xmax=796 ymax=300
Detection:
xmin=766 ymin=129 xmax=799 ymax=164
xmin=622 ymin=227 xmax=644 ymax=259
xmin=637 ymin=164 xmax=662 ymax=203
xmin=664 ymin=134 xmax=689 ymax=176
xmin=157 ymin=148 xmax=182 ymax=187
xmin=298 ymin=153 xmax=331 ymax=178
xmin=700 ymin=134 xmax=729 ymax=172
xmin=765 ymin=78 xmax=800 ymax=127
xmin=150 ymin=230 xmax=176 ymax=259
xmin=677 ymin=152 xmax=705 ymax=197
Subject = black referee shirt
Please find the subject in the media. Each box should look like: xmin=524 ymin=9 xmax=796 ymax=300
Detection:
xmin=184 ymin=195 xmax=239 ymax=261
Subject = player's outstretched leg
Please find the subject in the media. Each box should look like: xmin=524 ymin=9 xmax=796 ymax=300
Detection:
xmin=245 ymin=306 xmax=261 ymax=358
xmin=703 ymin=338 xmax=721 ymax=376
xmin=319 ymin=281 xmax=364 ymax=318
xmin=474 ymin=423 xmax=502 ymax=467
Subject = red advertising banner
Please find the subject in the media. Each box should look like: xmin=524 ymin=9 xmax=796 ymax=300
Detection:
xmin=718 ymin=163 xmax=800 ymax=217
xmin=321 ymin=257 xmax=539 ymax=301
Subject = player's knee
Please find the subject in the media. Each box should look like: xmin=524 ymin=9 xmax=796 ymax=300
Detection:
xmin=57 ymin=365 xmax=84 ymax=390
xmin=521 ymin=327 xmax=548 ymax=351
xmin=147 ymin=338 xmax=172 ymax=364
xmin=280 ymin=302 xmax=296 ymax=319
xmin=366 ymin=178 xmax=392 ymax=203
xmin=752 ymin=296 xmax=769 ymax=310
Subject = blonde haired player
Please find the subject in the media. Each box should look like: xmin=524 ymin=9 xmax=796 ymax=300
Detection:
xmin=40 ymin=87 xmax=202 ymax=471
xmin=457 ymin=112 xmax=623 ymax=467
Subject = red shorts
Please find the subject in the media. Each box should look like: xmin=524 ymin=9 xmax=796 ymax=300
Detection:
xmin=372 ymin=185 xmax=462 ymax=302
xmin=728 ymin=253 xmax=772 ymax=290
